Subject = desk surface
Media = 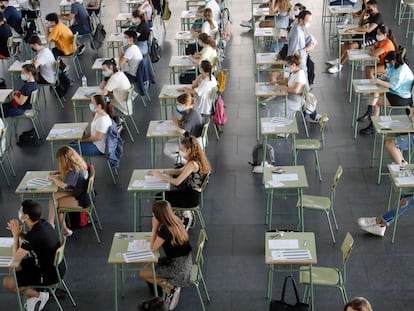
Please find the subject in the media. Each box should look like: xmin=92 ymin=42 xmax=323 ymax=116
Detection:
xmin=71 ymin=86 xmax=103 ymax=101
xmin=260 ymin=117 xmax=299 ymax=135
xmin=0 ymin=237 xmax=19 ymax=269
xmin=265 ymin=231 xmax=317 ymax=265
xmin=46 ymin=122 xmax=88 ymax=141
xmin=347 ymin=49 xmax=379 ymax=61
xmin=352 ymin=79 xmax=389 ymax=94
xmin=146 ymin=120 xmax=181 ymax=138
xmin=371 ymin=115 xmax=414 ymax=134
xmin=174 ymin=31 xmax=195 ymax=41
xmin=263 ymin=166 xmax=308 ymax=189
xmin=91 ymin=58 xmax=120 ymax=70
xmin=253 ymin=7 xmax=276 ymax=17
xmin=16 ymin=171 xmax=58 ymax=194
xmin=180 ymin=10 xmax=197 ymax=19
xmin=8 ymin=60 xmax=31 ymax=73
xmin=169 ymin=56 xmax=195 ymax=67
xmin=115 ymin=12 xmax=132 ymax=21
xmin=337 ymin=24 xmax=366 ymax=36
xmin=0 ymin=89 xmax=13 ymax=103
xmin=254 ymin=27 xmax=279 ymax=37
xmin=127 ymin=169 xmax=171 ymax=192
xmin=108 ymin=232 xmax=159 ymax=264
xmin=256 ymin=53 xmax=285 ymax=65
xmin=328 ymin=5 xmax=359 ymax=14
xmin=255 ymin=82 xmax=288 ymax=97
xmin=388 ymin=164 xmax=414 ymax=188
xmin=107 ymin=33 xmax=124 ymax=42
xmin=159 ymin=84 xmax=191 ymax=99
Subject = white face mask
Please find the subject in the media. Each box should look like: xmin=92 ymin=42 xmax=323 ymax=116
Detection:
xmin=18 ymin=211 xmax=24 ymax=222
xmin=179 ymin=150 xmax=188 ymax=159
xmin=304 ymin=22 xmax=311 ymax=29
xmin=376 ymin=34 xmax=384 ymax=41
xmin=89 ymin=103 xmax=96 ymax=112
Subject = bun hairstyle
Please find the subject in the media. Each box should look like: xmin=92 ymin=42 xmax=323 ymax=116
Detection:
xmin=200 ymin=60 xmax=213 ymax=81
xmin=93 ymin=94 xmax=114 ymax=118
xmin=102 ymin=58 xmax=119 ymax=73
xmin=22 ymin=63 xmax=38 ymax=81
xmin=198 ymin=33 xmax=217 ymax=49
xmin=294 ymin=3 xmax=306 ymax=11
xmin=285 ymin=54 xmax=302 ymax=66
xmin=177 ymin=93 xmax=195 ymax=106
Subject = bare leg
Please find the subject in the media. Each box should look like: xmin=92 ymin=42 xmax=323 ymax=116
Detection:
xmin=140 ymin=270 xmax=173 ymax=294
xmin=57 ymin=195 xmax=81 ymax=234
xmin=3 ymin=276 xmax=39 ymax=298
xmin=385 ymin=139 xmax=404 ymax=164
xmin=48 ymin=191 xmax=73 ymax=227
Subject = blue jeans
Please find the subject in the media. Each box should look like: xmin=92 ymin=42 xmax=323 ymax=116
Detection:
xmin=70 ymin=142 xmax=103 ymax=156
xmin=381 ymin=195 xmax=414 ymax=225
xmin=1 ymin=102 xmax=25 ymax=118
xmin=70 ymin=24 xmax=91 ymax=35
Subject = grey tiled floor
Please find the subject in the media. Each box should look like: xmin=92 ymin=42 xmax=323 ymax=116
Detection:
xmin=0 ymin=0 xmax=413 ymax=310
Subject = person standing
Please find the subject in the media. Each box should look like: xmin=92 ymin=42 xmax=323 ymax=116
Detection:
xmin=287 ymin=10 xmax=312 ymax=72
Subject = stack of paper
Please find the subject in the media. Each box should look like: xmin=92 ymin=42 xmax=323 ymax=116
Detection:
xmin=271 ymin=250 xmax=312 ymax=261
xmin=144 ymin=175 xmax=169 ymax=189
xmin=272 ymin=173 xmax=299 ymax=182
xmin=123 ymin=251 xmax=155 ymax=262
xmin=0 ymin=256 xmax=13 ymax=267
xmin=0 ymin=237 xmax=14 ymax=247
xmin=26 ymin=177 xmax=52 ymax=188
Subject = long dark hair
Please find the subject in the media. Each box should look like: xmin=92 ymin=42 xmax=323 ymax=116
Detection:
xmin=93 ymin=94 xmax=114 ymax=118
xmin=102 ymin=58 xmax=119 ymax=73
xmin=384 ymin=51 xmax=405 ymax=69
xmin=22 ymin=63 xmax=38 ymax=82
xmin=200 ymin=60 xmax=213 ymax=81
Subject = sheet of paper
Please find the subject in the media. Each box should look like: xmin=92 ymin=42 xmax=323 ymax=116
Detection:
xmin=268 ymin=239 xmax=299 ymax=249
xmin=271 ymin=250 xmax=312 ymax=261
xmin=131 ymin=180 xmax=145 ymax=188
xmin=271 ymin=117 xmax=293 ymax=125
xmin=26 ymin=177 xmax=52 ymax=187
xmin=268 ymin=180 xmax=284 ymax=188
xmin=144 ymin=182 xmax=169 ymax=189
xmin=0 ymin=237 xmax=14 ymax=247
xmin=396 ymin=176 xmax=414 ymax=185
xmin=0 ymin=256 xmax=13 ymax=267
xmin=389 ymin=164 xmax=400 ymax=173
xmin=380 ymin=116 xmax=392 ymax=122
xmin=123 ymin=251 xmax=154 ymax=263
xmin=127 ymin=240 xmax=150 ymax=252
xmin=49 ymin=128 xmax=83 ymax=138
xmin=357 ymin=84 xmax=379 ymax=91
xmin=272 ymin=173 xmax=299 ymax=182
xmin=262 ymin=122 xmax=284 ymax=129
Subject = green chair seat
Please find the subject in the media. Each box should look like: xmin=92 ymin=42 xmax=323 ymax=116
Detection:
xmin=190 ymin=264 xmax=198 ymax=283
xmin=23 ymin=109 xmax=34 ymax=118
xmin=299 ymin=266 xmax=341 ymax=286
xmin=295 ymin=139 xmax=321 ymax=150
xmin=298 ymin=195 xmax=331 ymax=211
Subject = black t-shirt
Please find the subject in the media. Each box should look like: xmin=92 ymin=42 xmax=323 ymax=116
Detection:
xmin=158 ymin=225 xmax=192 ymax=259
xmin=20 ymin=81 xmax=38 ymax=110
xmin=366 ymin=12 xmax=383 ymax=40
xmin=136 ymin=22 xmax=150 ymax=41
xmin=21 ymin=219 xmax=60 ymax=281
xmin=0 ymin=23 xmax=12 ymax=57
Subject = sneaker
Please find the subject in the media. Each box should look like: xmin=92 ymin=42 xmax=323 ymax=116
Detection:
xmin=328 ymin=64 xmax=343 ymax=74
xmin=400 ymin=159 xmax=408 ymax=169
xmin=168 ymin=287 xmax=181 ymax=310
xmin=182 ymin=211 xmax=193 ymax=231
xmin=38 ymin=292 xmax=49 ymax=310
xmin=77 ymin=44 xmax=86 ymax=55
xmin=25 ymin=297 xmax=41 ymax=311
xmin=326 ymin=58 xmax=339 ymax=66
xmin=360 ymin=224 xmax=386 ymax=237
xmin=63 ymin=229 xmax=73 ymax=237
xmin=358 ymin=217 xmax=377 ymax=227
xmin=309 ymin=113 xmax=322 ymax=123
xmin=240 ymin=20 xmax=252 ymax=28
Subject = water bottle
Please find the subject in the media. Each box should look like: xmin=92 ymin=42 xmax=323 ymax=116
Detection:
xmin=82 ymin=75 xmax=87 ymax=89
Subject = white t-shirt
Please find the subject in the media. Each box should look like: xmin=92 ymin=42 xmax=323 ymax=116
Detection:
xmin=36 ymin=47 xmax=56 ymax=84
xmin=194 ymin=75 xmax=218 ymax=115
xmin=90 ymin=113 xmax=112 ymax=153
xmin=105 ymin=72 xmax=132 ymax=115
xmin=121 ymin=44 xmax=143 ymax=76
xmin=205 ymin=0 xmax=221 ymax=26
xmin=201 ymin=20 xmax=218 ymax=38
xmin=200 ymin=45 xmax=217 ymax=65
xmin=287 ymin=69 xmax=307 ymax=111
xmin=0 ymin=118 xmax=5 ymax=155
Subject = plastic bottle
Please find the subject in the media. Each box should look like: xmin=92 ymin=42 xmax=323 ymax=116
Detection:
xmin=82 ymin=75 xmax=87 ymax=88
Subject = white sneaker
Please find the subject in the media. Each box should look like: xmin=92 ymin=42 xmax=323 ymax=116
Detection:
xmin=240 ymin=20 xmax=252 ymax=28
xmin=358 ymin=217 xmax=377 ymax=227
xmin=25 ymin=297 xmax=41 ymax=311
xmin=361 ymin=224 xmax=386 ymax=237
xmin=38 ymin=292 xmax=49 ymax=310
xmin=328 ymin=64 xmax=343 ymax=74
xmin=326 ymin=58 xmax=339 ymax=66
xmin=182 ymin=211 xmax=193 ymax=231
xmin=168 ymin=287 xmax=181 ymax=310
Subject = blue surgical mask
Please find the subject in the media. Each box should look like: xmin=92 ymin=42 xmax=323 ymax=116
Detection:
xmin=285 ymin=66 xmax=292 ymax=74
xmin=102 ymin=71 xmax=111 ymax=78
xmin=386 ymin=63 xmax=393 ymax=69
xmin=122 ymin=38 xmax=128 ymax=46
xmin=21 ymin=74 xmax=27 ymax=81
xmin=376 ymin=34 xmax=384 ymax=41
xmin=89 ymin=103 xmax=96 ymax=112
xmin=176 ymin=105 xmax=185 ymax=115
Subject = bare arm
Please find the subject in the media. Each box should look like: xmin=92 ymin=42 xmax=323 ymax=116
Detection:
xmin=150 ymin=161 xmax=198 ymax=186
xmin=277 ymin=81 xmax=304 ymax=94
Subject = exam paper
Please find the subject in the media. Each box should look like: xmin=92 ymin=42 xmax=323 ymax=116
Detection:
xmin=271 ymin=250 xmax=311 ymax=261
xmin=396 ymin=176 xmax=414 ymax=185
xmin=272 ymin=173 xmax=299 ymax=182
xmin=127 ymin=240 xmax=150 ymax=252
xmin=0 ymin=237 xmax=13 ymax=248
xmin=268 ymin=239 xmax=299 ymax=249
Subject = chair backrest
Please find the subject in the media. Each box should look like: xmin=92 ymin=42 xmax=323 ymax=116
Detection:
xmin=124 ymin=85 xmax=135 ymax=115
xmin=201 ymin=119 xmax=210 ymax=148
xmin=341 ymin=232 xmax=354 ymax=266
xmin=195 ymin=229 xmax=207 ymax=266
xmin=72 ymin=32 xmax=79 ymax=53
xmin=7 ymin=36 xmax=13 ymax=55
xmin=0 ymin=124 xmax=7 ymax=156
xmin=54 ymin=56 xmax=61 ymax=85
xmin=54 ymin=236 xmax=67 ymax=268
xmin=331 ymin=165 xmax=343 ymax=193
xmin=87 ymin=164 xmax=96 ymax=195
xmin=319 ymin=112 xmax=328 ymax=147
xmin=200 ymin=172 xmax=210 ymax=191
xmin=29 ymin=89 xmax=39 ymax=112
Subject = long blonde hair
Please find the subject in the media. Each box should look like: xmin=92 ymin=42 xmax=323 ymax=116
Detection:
xmin=56 ymin=146 xmax=88 ymax=178
xmin=181 ymin=136 xmax=211 ymax=177
xmin=153 ymin=200 xmax=189 ymax=246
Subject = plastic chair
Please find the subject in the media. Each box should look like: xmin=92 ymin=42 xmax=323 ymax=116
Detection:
xmin=172 ymin=173 xmax=210 ymax=239
xmin=294 ymin=113 xmax=328 ymax=181
xmin=296 ymin=165 xmax=343 ymax=243
xmin=24 ymin=237 xmax=76 ymax=311
xmin=189 ymin=229 xmax=210 ymax=311
xmin=115 ymin=85 xmax=139 ymax=142
xmin=60 ymin=32 xmax=82 ymax=78
xmin=39 ymin=56 xmax=65 ymax=108
xmin=12 ymin=89 xmax=45 ymax=142
xmin=299 ymin=232 xmax=354 ymax=305
xmin=59 ymin=165 xmax=103 ymax=243
xmin=0 ymin=125 xmax=16 ymax=186
xmin=2 ymin=36 xmax=15 ymax=64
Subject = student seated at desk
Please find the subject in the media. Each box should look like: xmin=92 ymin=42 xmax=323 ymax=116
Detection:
xmin=1 ymin=64 xmax=38 ymax=118
xmin=47 ymin=146 xmax=90 ymax=237
xmin=358 ymin=51 xmax=414 ymax=135
xmin=119 ymin=30 xmax=143 ymax=83
xmin=45 ymin=12 xmax=77 ymax=59
xmin=344 ymin=297 xmax=373 ymax=311
xmin=189 ymin=33 xmax=217 ymax=66
xmin=140 ymin=200 xmax=193 ymax=310
xmin=129 ymin=9 xmax=151 ymax=56
xmin=28 ymin=35 xmax=57 ymax=85
xmin=0 ymin=0 xmax=23 ymax=35
xmin=70 ymin=94 xmax=113 ymax=155
xmin=3 ymin=200 xmax=64 ymax=311
xmin=163 ymin=93 xmax=204 ymax=162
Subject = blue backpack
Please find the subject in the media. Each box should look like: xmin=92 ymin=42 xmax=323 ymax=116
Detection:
xmin=105 ymin=120 xmax=124 ymax=168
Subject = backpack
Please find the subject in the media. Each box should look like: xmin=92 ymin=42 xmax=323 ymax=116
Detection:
xmin=216 ymin=69 xmax=228 ymax=94
xmin=213 ymin=95 xmax=227 ymax=126
xmin=139 ymin=297 xmax=168 ymax=311
xmin=24 ymin=19 xmax=37 ymax=43
xmin=106 ymin=120 xmax=124 ymax=169
xmin=221 ymin=8 xmax=232 ymax=41
xmin=303 ymin=91 xmax=317 ymax=114
xmin=17 ymin=128 xmax=41 ymax=147
xmin=55 ymin=70 xmax=71 ymax=98
xmin=150 ymin=37 xmax=162 ymax=63
xmin=249 ymin=143 xmax=276 ymax=167
xmin=307 ymin=55 xmax=315 ymax=86
xmin=162 ymin=1 xmax=171 ymax=20
xmin=92 ymin=23 xmax=106 ymax=49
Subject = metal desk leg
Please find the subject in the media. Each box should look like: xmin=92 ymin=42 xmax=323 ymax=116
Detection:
xmin=114 ymin=265 xmax=118 ymax=311
xmin=392 ymin=188 xmax=402 ymax=243
xmin=377 ymin=134 xmax=385 ymax=184
xmin=50 ymin=142 xmax=54 ymax=165
xmin=267 ymin=264 xmax=274 ymax=300
xmin=353 ymin=94 xmax=361 ymax=139
xmin=73 ymin=101 xmax=78 ymax=123
xmin=138 ymin=192 xmax=143 ymax=231
xmin=133 ymin=192 xmax=137 ymax=232
xmin=299 ymin=188 xmax=304 ymax=231
xmin=292 ymin=134 xmax=297 ymax=165
xmin=268 ymin=189 xmax=274 ymax=230
xmin=371 ymin=132 xmax=377 ymax=168
xmin=309 ymin=264 xmax=314 ymax=311
xmin=150 ymin=138 xmax=155 ymax=169
xmin=348 ymin=62 xmax=354 ymax=103
xmin=52 ymin=193 xmax=63 ymax=243
xmin=256 ymin=97 xmax=260 ymax=141
xmin=13 ymin=268 xmax=24 ymax=311
xmin=151 ymin=263 xmax=158 ymax=297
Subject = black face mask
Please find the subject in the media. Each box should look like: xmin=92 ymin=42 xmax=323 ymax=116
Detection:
xmin=366 ymin=8 xmax=373 ymax=14
xmin=0 ymin=5 xmax=5 ymax=9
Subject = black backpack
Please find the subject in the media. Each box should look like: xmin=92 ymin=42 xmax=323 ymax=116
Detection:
xmin=150 ymin=37 xmax=162 ymax=63
xmin=17 ymin=128 xmax=41 ymax=147
xmin=55 ymin=70 xmax=71 ymax=98
xmin=93 ymin=23 xmax=106 ymax=49
xmin=249 ymin=143 xmax=276 ymax=167
xmin=24 ymin=19 xmax=38 ymax=43
xmin=307 ymin=55 xmax=315 ymax=86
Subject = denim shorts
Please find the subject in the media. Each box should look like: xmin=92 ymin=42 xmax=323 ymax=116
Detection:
xmin=395 ymin=136 xmax=414 ymax=151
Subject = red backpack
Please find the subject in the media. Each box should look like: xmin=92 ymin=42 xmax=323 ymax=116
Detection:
xmin=213 ymin=95 xmax=227 ymax=126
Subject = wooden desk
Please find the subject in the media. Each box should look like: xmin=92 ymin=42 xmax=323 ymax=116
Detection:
xmin=8 ymin=60 xmax=31 ymax=89
xmin=46 ymin=122 xmax=88 ymax=163
xmin=108 ymin=232 xmax=159 ymax=311
xmin=337 ymin=25 xmax=366 ymax=62
xmin=180 ymin=10 xmax=198 ymax=31
xmin=146 ymin=120 xmax=182 ymax=168
xmin=263 ymin=166 xmax=308 ymax=230
xmin=127 ymin=169 xmax=170 ymax=231
xmin=252 ymin=6 xmax=276 ymax=34
xmin=71 ymin=86 xmax=103 ymax=122
xmin=265 ymin=231 xmax=317 ymax=310
xmin=91 ymin=58 xmax=119 ymax=84
xmin=168 ymin=56 xmax=196 ymax=84
xmin=254 ymin=27 xmax=279 ymax=53
xmin=327 ymin=5 xmax=359 ymax=37
xmin=59 ymin=0 xmax=83 ymax=14
xmin=115 ymin=12 xmax=133 ymax=32
xmin=174 ymin=31 xmax=196 ymax=55
xmin=255 ymin=53 xmax=285 ymax=82
xmin=351 ymin=79 xmax=388 ymax=139
xmin=106 ymin=33 xmax=123 ymax=58
xmin=371 ymin=115 xmax=414 ymax=184
xmin=126 ymin=0 xmax=144 ymax=12
xmin=158 ymin=84 xmax=191 ymax=119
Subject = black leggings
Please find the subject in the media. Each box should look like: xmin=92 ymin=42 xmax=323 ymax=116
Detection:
xmin=165 ymin=188 xmax=201 ymax=208
xmin=387 ymin=92 xmax=413 ymax=107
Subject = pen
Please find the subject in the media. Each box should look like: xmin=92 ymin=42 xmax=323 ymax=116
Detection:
xmin=303 ymin=240 xmax=308 ymax=246
xmin=18 ymin=187 xmax=37 ymax=191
